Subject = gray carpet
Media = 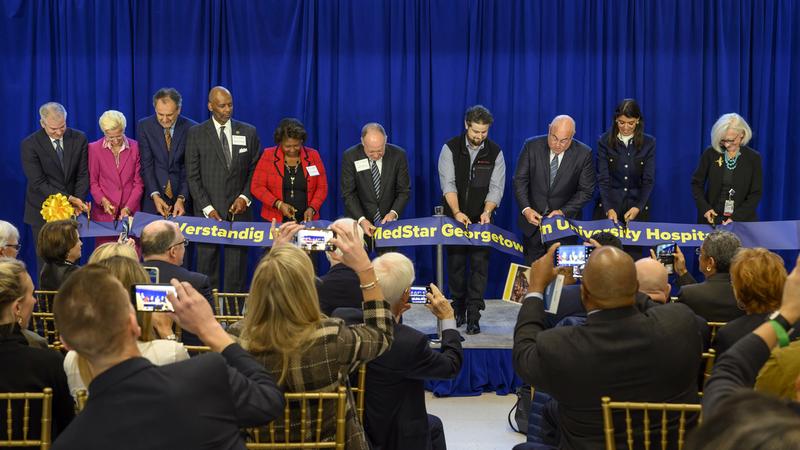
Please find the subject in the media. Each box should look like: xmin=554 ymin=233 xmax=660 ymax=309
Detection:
xmin=403 ymin=299 xmax=520 ymax=349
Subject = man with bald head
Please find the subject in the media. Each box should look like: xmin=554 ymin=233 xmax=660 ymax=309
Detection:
xmin=340 ymin=122 xmax=410 ymax=248
xmin=635 ymin=257 xmax=671 ymax=303
xmin=185 ymin=86 xmax=261 ymax=292
xmin=513 ymin=115 xmax=596 ymax=264
xmin=513 ymin=244 xmax=702 ymax=450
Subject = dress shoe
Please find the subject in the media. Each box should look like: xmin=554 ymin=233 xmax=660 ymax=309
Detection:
xmin=466 ymin=321 xmax=481 ymax=335
xmin=455 ymin=311 xmax=466 ymax=328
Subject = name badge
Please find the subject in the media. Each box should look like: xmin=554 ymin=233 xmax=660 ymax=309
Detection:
xmin=307 ymin=165 xmax=320 ymax=176
xmin=354 ymin=158 xmax=370 ymax=172
xmin=232 ymin=135 xmax=247 ymax=146
xmin=238 ymin=148 xmax=248 ymax=154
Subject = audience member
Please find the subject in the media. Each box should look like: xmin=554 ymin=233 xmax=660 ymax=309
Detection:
xmin=63 ymin=256 xmax=189 ymax=400
xmin=691 ymin=255 xmax=800 ymax=449
xmin=365 ymin=252 xmax=463 ymax=450
xmin=237 ymin=221 xmax=393 ymax=449
xmin=714 ymin=248 xmax=785 ymax=354
xmin=514 ymin=243 xmax=702 ymax=450
xmin=37 ymin=219 xmax=82 ymax=290
xmin=0 ymin=220 xmax=21 ymax=258
xmin=87 ymin=241 xmax=139 ymax=264
xmin=635 ymin=258 xmax=671 ymax=303
xmin=674 ymin=230 xmax=743 ymax=322
xmin=318 ymin=217 xmax=365 ymax=316
xmin=52 ymin=266 xmax=284 ymax=449
xmin=0 ymin=258 xmax=74 ymax=441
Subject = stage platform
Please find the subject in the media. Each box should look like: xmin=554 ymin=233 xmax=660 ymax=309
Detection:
xmin=404 ymin=299 xmax=523 ymax=397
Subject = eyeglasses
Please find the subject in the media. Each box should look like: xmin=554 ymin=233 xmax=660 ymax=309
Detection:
xmin=549 ymin=134 xmax=572 ymax=146
xmin=169 ymin=239 xmax=189 ymax=249
xmin=3 ymin=243 xmax=21 ymax=251
xmin=720 ymin=136 xmax=742 ymax=145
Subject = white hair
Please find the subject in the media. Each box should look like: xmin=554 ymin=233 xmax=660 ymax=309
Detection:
xmin=39 ymin=102 xmax=67 ymax=122
xmin=0 ymin=221 xmax=19 ymax=247
xmin=98 ymin=110 xmax=127 ymax=133
xmin=373 ymin=252 xmax=415 ymax=308
xmin=325 ymin=218 xmax=365 ymax=264
xmin=710 ymin=113 xmax=752 ymax=153
xmin=549 ymin=114 xmax=576 ymax=131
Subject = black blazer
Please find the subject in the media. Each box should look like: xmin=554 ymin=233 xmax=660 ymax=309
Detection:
xmin=185 ymin=119 xmax=261 ymax=220
xmin=365 ymin=324 xmax=462 ymax=450
xmin=676 ymin=272 xmax=744 ymax=322
xmin=137 ymin=114 xmax=198 ymax=213
xmin=318 ymin=264 xmax=363 ymax=316
xmin=513 ymin=136 xmax=596 ymax=237
xmin=52 ymin=344 xmax=284 ymax=450
xmin=595 ymin=132 xmax=656 ymax=216
xmin=21 ymin=128 xmax=89 ymax=226
xmin=690 ymin=146 xmax=762 ymax=223
xmin=714 ymin=313 xmax=769 ymax=355
xmin=513 ymin=300 xmax=702 ymax=450
xmin=340 ymin=143 xmax=411 ymax=221
xmin=39 ymin=260 xmax=79 ymax=291
xmin=0 ymin=325 xmax=74 ymax=441
xmin=143 ymin=259 xmax=213 ymax=303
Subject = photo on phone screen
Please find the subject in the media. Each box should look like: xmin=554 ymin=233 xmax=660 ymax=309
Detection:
xmin=409 ymin=285 xmax=431 ymax=304
xmin=555 ymin=245 xmax=593 ymax=278
xmin=294 ymin=228 xmax=336 ymax=252
xmin=132 ymin=284 xmax=176 ymax=312
xmin=655 ymin=242 xmax=676 ymax=274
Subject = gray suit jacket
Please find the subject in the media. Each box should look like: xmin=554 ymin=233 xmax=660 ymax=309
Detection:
xmin=185 ymin=119 xmax=261 ymax=220
xmin=340 ymin=143 xmax=410 ymax=221
xmin=513 ymin=135 xmax=596 ymax=236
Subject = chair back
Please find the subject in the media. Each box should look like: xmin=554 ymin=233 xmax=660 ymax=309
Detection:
xmin=706 ymin=322 xmax=727 ymax=346
xmin=184 ymin=345 xmax=212 ymax=355
xmin=213 ymin=289 xmax=248 ymax=316
xmin=246 ymin=386 xmax=347 ymax=449
xmin=33 ymin=291 xmax=58 ymax=314
xmin=30 ymin=313 xmax=60 ymax=349
xmin=349 ymin=365 xmax=367 ymax=421
xmin=701 ymin=350 xmax=716 ymax=386
xmin=601 ymin=396 xmax=702 ymax=450
xmin=0 ymin=388 xmax=53 ymax=449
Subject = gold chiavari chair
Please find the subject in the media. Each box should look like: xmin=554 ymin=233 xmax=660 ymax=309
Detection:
xmin=184 ymin=345 xmax=213 ymax=355
xmin=213 ymin=289 xmax=248 ymax=316
xmin=215 ymin=314 xmax=244 ymax=330
xmin=349 ymin=365 xmax=367 ymax=422
xmin=246 ymin=386 xmax=347 ymax=449
xmin=29 ymin=312 xmax=61 ymax=349
xmin=707 ymin=322 xmax=727 ymax=347
xmin=32 ymin=291 xmax=58 ymax=314
xmin=601 ymin=396 xmax=702 ymax=450
xmin=0 ymin=388 xmax=53 ymax=449
xmin=701 ymin=349 xmax=716 ymax=385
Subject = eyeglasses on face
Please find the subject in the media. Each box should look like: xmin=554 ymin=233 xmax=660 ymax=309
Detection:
xmin=4 ymin=243 xmax=21 ymax=251
xmin=169 ymin=239 xmax=189 ymax=249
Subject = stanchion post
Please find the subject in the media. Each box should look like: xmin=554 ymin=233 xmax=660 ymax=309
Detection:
xmin=433 ymin=206 xmax=445 ymax=342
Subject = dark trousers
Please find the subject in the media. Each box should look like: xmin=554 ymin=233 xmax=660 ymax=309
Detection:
xmin=428 ymin=414 xmax=446 ymax=450
xmin=30 ymin=224 xmax=44 ymax=284
xmin=196 ymin=242 xmax=248 ymax=293
xmin=446 ymin=245 xmax=489 ymax=313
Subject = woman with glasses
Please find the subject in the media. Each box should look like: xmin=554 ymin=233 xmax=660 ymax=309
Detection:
xmin=88 ymin=110 xmax=144 ymax=247
xmin=0 ymin=220 xmax=21 ymax=258
xmin=595 ymin=99 xmax=656 ymax=224
xmin=691 ymin=113 xmax=763 ymax=225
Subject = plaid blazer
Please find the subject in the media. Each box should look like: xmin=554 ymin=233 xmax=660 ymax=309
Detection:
xmin=247 ymin=299 xmax=394 ymax=449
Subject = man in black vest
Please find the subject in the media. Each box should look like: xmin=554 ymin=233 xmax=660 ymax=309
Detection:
xmin=437 ymin=105 xmax=506 ymax=334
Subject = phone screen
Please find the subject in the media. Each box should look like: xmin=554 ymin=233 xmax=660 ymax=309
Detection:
xmin=132 ymin=284 xmax=176 ymax=312
xmin=655 ymin=242 xmax=676 ymax=274
xmin=294 ymin=228 xmax=336 ymax=252
xmin=409 ymin=286 xmax=431 ymax=304
xmin=119 ymin=219 xmax=131 ymax=242
xmin=142 ymin=266 xmax=160 ymax=283
xmin=555 ymin=245 xmax=593 ymax=278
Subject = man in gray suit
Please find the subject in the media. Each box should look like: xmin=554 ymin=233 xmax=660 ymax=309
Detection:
xmin=340 ymin=123 xmax=411 ymax=246
xmin=513 ymin=115 xmax=596 ymax=264
xmin=185 ymin=86 xmax=261 ymax=292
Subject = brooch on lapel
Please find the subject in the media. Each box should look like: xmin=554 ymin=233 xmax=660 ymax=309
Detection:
xmin=716 ymin=156 xmax=723 ymax=167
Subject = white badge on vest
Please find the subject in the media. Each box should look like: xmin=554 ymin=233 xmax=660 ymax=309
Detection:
xmin=354 ymin=158 xmax=370 ymax=172
xmin=307 ymin=165 xmax=320 ymax=177
xmin=232 ymin=135 xmax=247 ymax=146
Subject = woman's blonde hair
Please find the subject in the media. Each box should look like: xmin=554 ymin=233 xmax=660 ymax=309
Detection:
xmin=95 ymin=256 xmax=154 ymax=341
xmin=98 ymin=110 xmax=127 ymax=133
xmin=88 ymin=242 xmax=138 ymax=264
xmin=240 ymin=245 xmax=322 ymax=383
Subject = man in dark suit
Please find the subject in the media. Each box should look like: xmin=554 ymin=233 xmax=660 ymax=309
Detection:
xmin=185 ymin=86 xmax=261 ymax=292
xmin=513 ymin=244 xmax=703 ymax=450
xmin=137 ymin=88 xmax=197 ymax=217
xmin=21 ymin=102 xmax=89 ymax=273
xmin=513 ymin=115 xmax=596 ymax=264
xmin=317 ymin=218 xmax=364 ymax=316
xmin=51 ymin=265 xmax=283 ymax=450
xmin=365 ymin=252 xmax=462 ymax=450
xmin=340 ymin=123 xmax=410 ymax=249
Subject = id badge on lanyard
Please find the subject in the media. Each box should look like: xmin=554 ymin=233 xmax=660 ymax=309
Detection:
xmin=723 ymin=189 xmax=735 ymax=217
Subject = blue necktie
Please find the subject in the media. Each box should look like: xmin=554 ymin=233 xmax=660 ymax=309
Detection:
xmin=370 ymin=160 xmax=382 ymax=223
xmin=55 ymin=140 xmax=65 ymax=172
xmin=549 ymin=155 xmax=559 ymax=187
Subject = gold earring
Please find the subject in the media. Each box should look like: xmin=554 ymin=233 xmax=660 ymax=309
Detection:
xmin=15 ymin=315 xmax=23 ymax=327
xmin=706 ymin=266 xmax=712 ymax=272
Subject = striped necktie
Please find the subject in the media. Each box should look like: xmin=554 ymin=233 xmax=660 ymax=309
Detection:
xmin=54 ymin=139 xmax=65 ymax=172
xmin=549 ymin=155 xmax=559 ymax=187
xmin=370 ymin=159 xmax=382 ymax=223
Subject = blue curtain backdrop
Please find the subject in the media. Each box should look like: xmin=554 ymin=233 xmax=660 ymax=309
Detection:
xmin=1 ymin=0 xmax=798 ymax=295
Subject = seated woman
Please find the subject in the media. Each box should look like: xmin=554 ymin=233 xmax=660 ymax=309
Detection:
xmin=238 ymin=222 xmax=393 ymax=449
xmin=715 ymin=248 xmax=786 ymax=355
xmin=37 ymin=219 xmax=82 ymax=290
xmin=87 ymin=241 xmax=139 ymax=264
xmin=0 ymin=258 xmax=74 ymax=440
xmin=63 ymin=256 xmax=189 ymax=400
xmin=673 ymin=230 xmax=744 ymax=322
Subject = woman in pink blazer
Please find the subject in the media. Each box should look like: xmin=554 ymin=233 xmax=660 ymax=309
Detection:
xmin=88 ymin=110 xmax=144 ymax=248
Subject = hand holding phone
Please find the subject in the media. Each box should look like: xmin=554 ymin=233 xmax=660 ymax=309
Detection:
xmin=654 ymin=242 xmax=676 ymax=274
xmin=554 ymin=245 xmax=593 ymax=278
xmin=409 ymin=285 xmax=432 ymax=304
xmin=294 ymin=228 xmax=336 ymax=252
xmin=132 ymin=284 xmax=176 ymax=312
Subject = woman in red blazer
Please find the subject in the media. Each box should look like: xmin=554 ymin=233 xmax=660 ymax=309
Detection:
xmin=251 ymin=118 xmax=328 ymax=223
xmin=88 ymin=110 xmax=144 ymax=247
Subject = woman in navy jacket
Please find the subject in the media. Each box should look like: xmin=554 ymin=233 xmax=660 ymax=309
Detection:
xmin=594 ymin=99 xmax=656 ymax=223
